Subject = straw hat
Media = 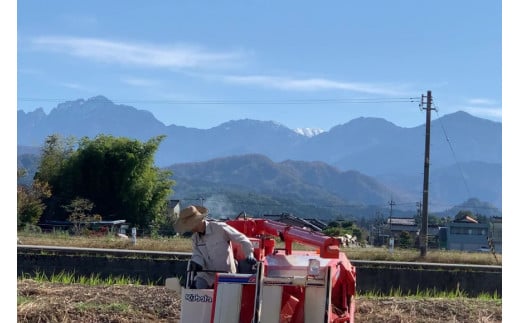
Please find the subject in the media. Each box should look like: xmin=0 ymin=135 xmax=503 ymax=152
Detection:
xmin=173 ymin=205 xmax=208 ymax=233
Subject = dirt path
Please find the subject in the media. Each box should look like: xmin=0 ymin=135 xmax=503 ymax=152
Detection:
xmin=17 ymin=280 xmax=501 ymax=322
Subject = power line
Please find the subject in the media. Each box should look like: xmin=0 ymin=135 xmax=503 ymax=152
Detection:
xmin=433 ymin=103 xmax=472 ymax=199
xmin=17 ymin=97 xmax=422 ymax=105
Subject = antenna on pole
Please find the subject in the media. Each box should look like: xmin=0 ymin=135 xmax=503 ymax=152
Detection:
xmin=419 ymin=91 xmax=436 ymax=257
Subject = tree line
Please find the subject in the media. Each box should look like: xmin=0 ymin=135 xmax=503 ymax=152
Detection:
xmin=17 ymin=134 xmax=175 ymax=234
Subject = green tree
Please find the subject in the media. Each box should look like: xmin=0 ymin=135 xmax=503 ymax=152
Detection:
xmin=34 ymin=134 xmax=77 ymax=220
xmin=327 ymin=221 xmax=340 ymax=228
xmin=323 ymin=227 xmax=343 ymax=237
xmin=352 ymin=227 xmax=364 ymax=242
xmin=35 ymin=134 xmax=76 ymax=185
xmin=428 ymin=214 xmax=442 ymax=225
xmin=17 ymin=168 xmax=51 ymax=228
xmin=341 ymin=221 xmax=354 ymax=229
xmin=64 ymin=197 xmax=101 ymax=235
xmin=37 ymin=134 xmax=175 ymax=229
xmin=398 ymin=231 xmax=412 ymax=249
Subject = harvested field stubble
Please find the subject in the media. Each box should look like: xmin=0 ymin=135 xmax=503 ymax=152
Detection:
xmin=17 ymin=279 xmax=501 ymax=323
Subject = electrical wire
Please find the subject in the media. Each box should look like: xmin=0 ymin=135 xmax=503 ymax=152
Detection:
xmin=17 ymin=97 xmax=422 ymax=105
xmin=432 ymin=102 xmax=472 ymax=199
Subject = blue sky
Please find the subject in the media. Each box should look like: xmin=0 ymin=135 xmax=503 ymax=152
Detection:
xmin=15 ymin=0 xmax=503 ymax=131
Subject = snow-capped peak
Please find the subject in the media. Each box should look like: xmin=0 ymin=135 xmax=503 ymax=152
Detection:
xmin=293 ymin=127 xmax=325 ymax=137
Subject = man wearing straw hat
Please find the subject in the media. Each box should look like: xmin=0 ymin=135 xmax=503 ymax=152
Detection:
xmin=174 ymin=205 xmax=257 ymax=289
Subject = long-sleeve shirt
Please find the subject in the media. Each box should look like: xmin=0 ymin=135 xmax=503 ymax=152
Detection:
xmin=191 ymin=220 xmax=254 ymax=287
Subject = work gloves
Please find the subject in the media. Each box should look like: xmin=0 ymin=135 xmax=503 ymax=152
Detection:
xmin=246 ymin=253 xmax=257 ymax=265
xmin=189 ymin=261 xmax=203 ymax=272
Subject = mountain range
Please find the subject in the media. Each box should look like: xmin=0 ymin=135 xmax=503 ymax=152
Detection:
xmin=17 ymin=95 xmax=502 ymax=217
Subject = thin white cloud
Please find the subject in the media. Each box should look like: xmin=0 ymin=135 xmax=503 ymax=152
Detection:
xmin=121 ymin=77 xmax=159 ymax=87
xmin=463 ymin=106 xmax=502 ymax=119
xmin=32 ymin=36 xmax=244 ymax=69
xmin=459 ymin=97 xmax=502 ymax=120
xmin=467 ymin=98 xmax=496 ymax=105
xmin=218 ymin=74 xmax=409 ymax=96
xmin=29 ymin=36 xmax=412 ymax=97
xmin=58 ymin=82 xmax=90 ymax=91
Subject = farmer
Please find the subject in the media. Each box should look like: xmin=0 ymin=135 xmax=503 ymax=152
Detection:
xmin=173 ymin=205 xmax=257 ymax=289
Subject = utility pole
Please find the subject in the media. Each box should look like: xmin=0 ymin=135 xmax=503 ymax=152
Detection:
xmin=388 ymin=199 xmax=395 ymax=237
xmin=420 ymin=91 xmax=435 ymax=257
xmin=416 ymin=202 xmax=422 ymax=245
xmin=416 ymin=202 xmax=422 ymax=226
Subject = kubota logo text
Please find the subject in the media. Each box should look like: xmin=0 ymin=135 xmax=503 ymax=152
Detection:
xmin=185 ymin=293 xmax=213 ymax=303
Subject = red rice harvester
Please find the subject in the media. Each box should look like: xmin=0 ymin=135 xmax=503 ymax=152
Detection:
xmin=166 ymin=217 xmax=357 ymax=323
